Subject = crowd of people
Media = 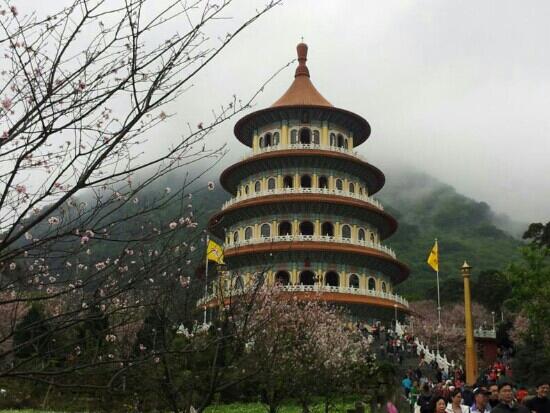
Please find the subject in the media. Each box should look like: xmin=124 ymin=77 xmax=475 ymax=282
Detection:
xmin=357 ymin=322 xmax=548 ymax=413
xmin=405 ymin=379 xmax=549 ymax=413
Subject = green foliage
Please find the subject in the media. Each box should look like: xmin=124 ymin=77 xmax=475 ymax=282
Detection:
xmin=13 ymin=305 xmax=51 ymax=361
xmin=378 ymin=171 xmax=522 ymax=299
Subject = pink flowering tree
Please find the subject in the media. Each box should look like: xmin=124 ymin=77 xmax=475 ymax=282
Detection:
xmin=0 ymin=0 xmax=283 ymax=402
xmin=241 ymin=286 xmax=377 ymax=413
xmin=409 ymin=300 xmax=492 ymax=363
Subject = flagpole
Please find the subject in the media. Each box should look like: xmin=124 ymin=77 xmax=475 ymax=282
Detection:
xmin=435 ymin=238 xmax=441 ymax=353
xmin=203 ymin=234 xmax=209 ymax=325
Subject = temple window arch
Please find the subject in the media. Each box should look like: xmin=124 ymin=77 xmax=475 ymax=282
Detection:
xmin=275 ymin=270 xmax=290 ymax=285
xmin=318 ymin=176 xmax=328 ymax=189
xmin=244 ymin=184 xmax=250 ymax=195
xmin=337 ymin=133 xmax=345 ymax=148
xmin=299 ymin=221 xmax=314 ymax=236
xmin=233 ymin=231 xmax=239 ymax=243
xmin=321 ymin=222 xmax=334 ymax=237
xmin=359 ymin=187 xmax=363 ymax=195
xmin=244 ymin=226 xmax=253 ymax=240
xmin=267 ymin=177 xmax=276 ymax=190
xmin=254 ymin=180 xmax=261 ymax=193
xmin=381 ymin=281 xmax=387 ymax=293
xmin=258 ymin=135 xmax=264 ymax=148
xmin=264 ymin=133 xmax=272 ymax=147
xmin=300 ymin=174 xmax=312 ymax=188
xmin=349 ymin=182 xmax=355 ymax=193
xmin=325 ymin=271 xmax=339 ymax=287
xmin=313 ymin=130 xmax=320 ymax=145
xmin=299 ymin=270 xmax=315 ymax=286
xmin=278 ymin=221 xmax=292 ymax=236
xmin=283 ymin=175 xmax=294 ymax=188
xmin=330 ymin=133 xmax=336 ymax=146
xmin=358 ymin=228 xmax=366 ymax=241
xmin=370 ymin=233 xmax=375 ymax=243
xmin=349 ymin=274 xmax=360 ymax=289
xmin=260 ymin=223 xmax=271 ymax=238
xmin=335 ymin=179 xmax=343 ymax=191
xmin=299 ymin=127 xmax=311 ymax=144
xmin=273 ymin=132 xmax=280 ymax=146
xmin=341 ymin=224 xmax=351 ymax=239
xmin=368 ymin=277 xmax=376 ymax=291
xmin=290 ymin=129 xmax=298 ymax=144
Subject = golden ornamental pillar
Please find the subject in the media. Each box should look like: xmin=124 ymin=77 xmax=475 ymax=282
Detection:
xmin=461 ymin=261 xmax=477 ymax=385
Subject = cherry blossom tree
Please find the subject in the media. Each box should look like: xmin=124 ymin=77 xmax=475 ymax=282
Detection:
xmin=0 ymin=0 xmax=283 ymax=403
xmin=242 ymin=286 xmax=376 ymax=413
xmin=409 ymin=300 xmax=491 ymax=362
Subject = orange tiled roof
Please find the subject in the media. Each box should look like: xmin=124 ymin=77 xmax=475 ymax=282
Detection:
xmin=271 ymin=43 xmax=332 ymax=108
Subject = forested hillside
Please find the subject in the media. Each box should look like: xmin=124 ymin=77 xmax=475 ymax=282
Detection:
xmin=378 ymin=169 xmax=523 ymax=299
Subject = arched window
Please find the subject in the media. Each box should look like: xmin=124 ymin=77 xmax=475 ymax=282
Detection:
xmin=335 ymin=179 xmax=343 ymax=191
xmin=244 ymin=227 xmax=253 ymax=240
xmin=300 ymin=175 xmax=312 ymax=188
xmin=358 ymin=228 xmax=366 ymax=241
xmin=244 ymin=184 xmax=250 ymax=195
xmin=278 ymin=221 xmax=292 ymax=236
xmin=275 ymin=271 xmax=290 ymax=286
xmin=254 ymin=181 xmax=261 ymax=193
xmin=299 ymin=128 xmax=311 ymax=144
xmin=341 ymin=224 xmax=351 ymax=239
xmin=233 ymin=231 xmax=239 ymax=243
xmin=290 ymin=129 xmax=298 ymax=144
xmin=381 ymin=282 xmax=387 ymax=293
xmin=343 ymin=139 xmax=349 ymax=149
xmin=258 ymin=136 xmax=264 ymax=148
xmin=349 ymin=274 xmax=360 ymax=289
xmin=337 ymin=134 xmax=345 ymax=148
xmin=273 ymin=132 xmax=280 ymax=146
xmin=260 ymin=223 xmax=271 ymax=238
xmin=330 ymin=133 xmax=336 ymax=146
xmin=267 ymin=177 xmax=276 ymax=190
xmin=235 ymin=276 xmax=244 ymax=290
xmin=370 ymin=233 xmax=375 ymax=243
xmin=299 ymin=221 xmax=314 ymax=236
xmin=283 ymin=175 xmax=293 ymax=188
xmin=368 ymin=277 xmax=376 ymax=291
xmin=318 ymin=176 xmax=328 ymax=189
xmin=325 ymin=271 xmax=339 ymax=287
xmin=264 ymin=133 xmax=272 ymax=147
xmin=321 ymin=222 xmax=334 ymax=237
xmin=313 ymin=130 xmax=320 ymax=145
xmin=359 ymin=187 xmax=363 ymax=195
xmin=349 ymin=182 xmax=355 ymax=193
xmin=299 ymin=270 xmax=315 ymax=286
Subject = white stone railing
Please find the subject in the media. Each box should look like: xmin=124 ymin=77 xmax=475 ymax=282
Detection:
xmin=197 ymin=283 xmax=409 ymax=308
xmin=225 ymin=234 xmax=397 ymax=259
xmin=474 ymin=327 xmax=497 ymax=339
xmin=244 ymin=143 xmax=368 ymax=163
xmin=414 ymin=337 xmax=456 ymax=374
xmin=222 ymin=187 xmax=384 ymax=211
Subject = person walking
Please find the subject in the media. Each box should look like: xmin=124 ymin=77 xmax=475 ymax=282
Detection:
xmin=471 ymin=387 xmax=491 ymax=413
xmin=524 ymin=380 xmax=550 ymax=413
xmin=446 ymin=388 xmax=471 ymax=413
xmin=431 ymin=396 xmax=448 ymax=413
xmin=488 ymin=384 xmax=500 ymax=409
xmin=491 ymin=381 xmax=529 ymax=413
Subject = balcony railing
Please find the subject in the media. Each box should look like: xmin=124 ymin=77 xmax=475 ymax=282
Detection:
xmin=242 ymin=143 xmax=368 ymax=163
xmin=225 ymin=234 xmax=397 ymax=259
xmin=222 ymin=187 xmax=384 ymax=211
xmin=197 ymin=283 xmax=409 ymax=308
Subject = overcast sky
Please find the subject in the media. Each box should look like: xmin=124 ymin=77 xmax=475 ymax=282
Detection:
xmin=35 ymin=1 xmax=550 ymax=222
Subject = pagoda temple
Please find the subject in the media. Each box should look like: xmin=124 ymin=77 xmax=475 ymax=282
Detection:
xmin=204 ymin=43 xmax=410 ymax=319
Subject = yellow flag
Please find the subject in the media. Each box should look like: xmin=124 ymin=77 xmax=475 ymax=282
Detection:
xmin=206 ymin=240 xmax=224 ymax=264
xmin=427 ymin=240 xmax=439 ymax=272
